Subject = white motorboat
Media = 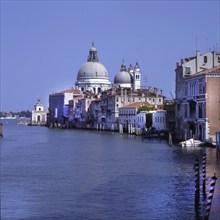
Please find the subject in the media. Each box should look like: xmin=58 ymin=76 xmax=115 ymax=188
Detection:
xmin=179 ymin=138 xmax=204 ymax=147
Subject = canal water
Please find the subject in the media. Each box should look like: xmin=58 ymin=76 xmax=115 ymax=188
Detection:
xmin=1 ymin=120 xmax=220 ymax=220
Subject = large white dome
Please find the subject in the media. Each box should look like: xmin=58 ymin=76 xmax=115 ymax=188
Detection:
xmin=75 ymin=43 xmax=111 ymax=94
xmin=77 ymin=62 xmax=109 ymax=80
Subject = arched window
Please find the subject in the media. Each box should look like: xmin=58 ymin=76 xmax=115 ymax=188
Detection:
xmin=37 ymin=115 xmax=41 ymax=122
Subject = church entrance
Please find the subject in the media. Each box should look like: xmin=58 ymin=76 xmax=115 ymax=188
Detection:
xmin=37 ymin=115 xmax=41 ymax=122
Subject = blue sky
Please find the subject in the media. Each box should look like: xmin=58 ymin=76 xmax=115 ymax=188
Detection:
xmin=1 ymin=0 xmax=219 ymax=111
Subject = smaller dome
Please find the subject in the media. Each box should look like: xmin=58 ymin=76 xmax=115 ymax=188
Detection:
xmin=114 ymin=60 xmax=133 ymax=85
xmin=114 ymin=70 xmax=133 ymax=84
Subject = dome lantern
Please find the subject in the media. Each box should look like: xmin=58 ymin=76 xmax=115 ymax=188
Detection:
xmin=87 ymin=42 xmax=99 ymax=62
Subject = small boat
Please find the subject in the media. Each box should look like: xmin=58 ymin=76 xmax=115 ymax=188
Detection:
xmin=179 ymin=138 xmax=204 ymax=147
xmin=17 ymin=121 xmax=30 ymax=126
xmin=3 ymin=116 xmax=17 ymax=119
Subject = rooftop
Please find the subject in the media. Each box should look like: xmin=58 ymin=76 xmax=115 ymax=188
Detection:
xmin=120 ymin=102 xmax=151 ymax=109
xmin=185 ymin=65 xmax=220 ymax=79
xmin=101 ymin=88 xmax=164 ymax=98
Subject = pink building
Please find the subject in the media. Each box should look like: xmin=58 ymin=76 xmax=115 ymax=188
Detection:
xmin=175 ymin=51 xmax=220 ymax=142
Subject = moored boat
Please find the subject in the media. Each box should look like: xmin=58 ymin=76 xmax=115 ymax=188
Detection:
xmin=179 ymin=138 xmax=204 ymax=147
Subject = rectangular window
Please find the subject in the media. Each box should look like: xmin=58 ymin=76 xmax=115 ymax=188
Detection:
xmin=204 ymin=56 xmax=207 ymax=63
xmin=185 ymin=66 xmax=191 ymax=74
xmin=202 ymin=85 xmax=205 ymax=94
xmin=199 ymin=83 xmax=203 ymax=94
xmin=198 ymin=103 xmax=203 ymax=118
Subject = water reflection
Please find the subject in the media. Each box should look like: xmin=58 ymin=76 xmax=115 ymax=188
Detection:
xmin=1 ymin=125 xmax=219 ymax=220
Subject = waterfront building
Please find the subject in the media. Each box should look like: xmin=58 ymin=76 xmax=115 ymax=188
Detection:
xmin=97 ymin=87 xmax=164 ymax=131
xmin=118 ymin=102 xmax=165 ymax=134
xmin=48 ymin=88 xmax=82 ymax=126
xmin=119 ymin=102 xmax=149 ymax=134
xmin=75 ymin=43 xmax=111 ymax=94
xmin=152 ymin=110 xmax=167 ymax=131
xmin=31 ymin=98 xmax=47 ymax=125
xmin=68 ymin=96 xmax=84 ymax=122
xmin=67 ymin=91 xmax=98 ymax=128
xmin=88 ymin=99 xmax=102 ymax=128
xmin=164 ymin=100 xmax=175 ymax=132
xmin=175 ymin=50 xmax=220 ymax=142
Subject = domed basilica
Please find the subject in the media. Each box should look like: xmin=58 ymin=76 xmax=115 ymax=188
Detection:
xmin=75 ymin=43 xmax=111 ymax=94
xmin=75 ymin=43 xmax=141 ymax=93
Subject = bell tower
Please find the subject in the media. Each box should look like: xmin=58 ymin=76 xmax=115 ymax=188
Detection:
xmin=35 ymin=98 xmax=44 ymax=111
xmin=133 ymin=62 xmax=141 ymax=90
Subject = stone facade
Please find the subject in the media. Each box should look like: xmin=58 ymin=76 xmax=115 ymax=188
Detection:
xmin=48 ymin=89 xmax=83 ymax=126
xmin=175 ymin=51 xmax=220 ymax=142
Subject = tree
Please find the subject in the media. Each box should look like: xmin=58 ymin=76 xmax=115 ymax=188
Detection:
xmin=138 ymin=105 xmax=154 ymax=112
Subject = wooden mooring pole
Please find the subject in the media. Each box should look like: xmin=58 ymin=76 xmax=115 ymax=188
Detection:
xmin=204 ymin=174 xmax=218 ymax=220
xmin=168 ymin=133 xmax=172 ymax=146
xmin=194 ymin=159 xmax=200 ymax=207
xmin=202 ymin=153 xmax=207 ymax=196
